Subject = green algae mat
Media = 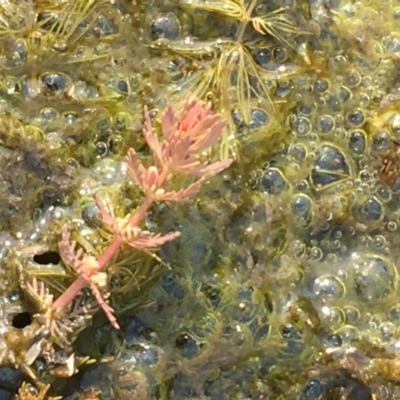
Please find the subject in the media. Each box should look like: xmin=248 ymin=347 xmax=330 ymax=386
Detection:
xmin=0 ymin=0 xmax=400 ymax=399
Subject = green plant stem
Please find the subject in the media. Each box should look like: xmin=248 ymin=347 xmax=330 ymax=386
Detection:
xmin=236 ymin=0 xmax=258 ymax=42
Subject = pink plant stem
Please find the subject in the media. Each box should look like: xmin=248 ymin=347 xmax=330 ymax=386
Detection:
xmin=53 ymin=169 xmax=170 ymax=310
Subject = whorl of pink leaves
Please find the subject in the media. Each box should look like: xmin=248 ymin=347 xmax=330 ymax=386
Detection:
xmin=59 ymin=226 xmax=120 ymax=329
xmin=151 ymin=98 xmax=231 ymax=176
xmin=125 ymin=97 xmax=233 ymax=200
xmin=94 ymin=193 xmax=181 ymax=249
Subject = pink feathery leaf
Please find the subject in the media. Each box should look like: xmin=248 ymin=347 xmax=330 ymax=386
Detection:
xmin=190 ymin=119 xmax=228 ymax=153
xmin=157 ymin=178 xmax=206 ymax=202
xmin=184 ymin=113 xmax=219 ymax=139
xmin=143 ymin=106 xmax=163 ymax=164
xmin=125 ymin=149 xmax=163 ymax=196
xmin=90 ymin=284 xmax=119 ymax=330
xmin=144 ymin=166 xmax=159 ymax=191
xmin=125 ymin=148 xmax=146 ymax=186
xmin=189 ymin=159 xmax=233 ymax=178
xmin=93 ymin=193 xmax=114 ymax=228
xmin=161 ymin=104 xmax=178 ymax=141
xmin=180 ymin=101 xmax=204 ymax=131
xmin=121 ymin=227 xmax=181 ymax=250
xmin=132 ymin=231 xmax=181 ymax=249
xmin=59 ymin=226 xmax=84 ymax=272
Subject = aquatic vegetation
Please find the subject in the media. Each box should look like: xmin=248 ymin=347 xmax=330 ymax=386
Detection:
xmin=3 ymin=0 xmax=400 ymax=399
xmin=55 ymin=97 xmax=232 ymax=329
xmin=16 ymin=381 xmax=61 ymax=400
xmin=182 ymin=0 xmax=307 ymax=46
xmin=153 ymin=0 xmax=310 ymax=157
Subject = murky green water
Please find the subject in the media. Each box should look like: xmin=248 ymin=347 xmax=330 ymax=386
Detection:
xmin=1 ymin=0 xmax=400 ymax=399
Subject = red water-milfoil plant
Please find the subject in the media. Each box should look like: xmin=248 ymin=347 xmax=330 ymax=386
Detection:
xmin=55 ymin=97 xmax=233 ymax=329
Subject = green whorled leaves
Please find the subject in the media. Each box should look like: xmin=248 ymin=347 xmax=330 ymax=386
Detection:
xmin=166 ymin=1 xmax=308 ymax=157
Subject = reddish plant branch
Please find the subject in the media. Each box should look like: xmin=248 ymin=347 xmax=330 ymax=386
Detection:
xmin=53 ymin=198 xmax=154 ymax=310
xmin=55 ymin=97 xmax=233 ymax=328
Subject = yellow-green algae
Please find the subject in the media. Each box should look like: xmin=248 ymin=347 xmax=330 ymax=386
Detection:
xmin=2 ymin=0 xmax=400 ymax=399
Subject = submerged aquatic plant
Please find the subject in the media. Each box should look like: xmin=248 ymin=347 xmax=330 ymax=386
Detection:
xmin=182 ymin=0 xmax=305 ymax=46
xmin=0 ymin=0 xmax=108 ymax=56
xmin=163 ymin=0 xmax=309 ymax=156
xmin=16 ymin=381 xmax=61 ymax=400
xmin=54 ymin=96 xmax=232 ymax=329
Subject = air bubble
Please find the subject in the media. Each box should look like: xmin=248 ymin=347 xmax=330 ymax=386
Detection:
xmin=335 ymin=183 xmax=345 ymax=193
xmin=298 ymin=102 xmax=315 ymax=116
xmin=361 ymin=183 xmax=369 ymax=193
xmin=290 ymin=144 xmax=307 ymax=160
xmin=255 ymin=48 xmax=271 ymax=65
xmin=325 ymin=253 xmax=337 ymax=263
xmin=373 ymin=235 xmax=386 ymax=248
xmin=380 ymin=322 xmax=396 ymax=342
xmin=62 ymin=112 xmax=78 ymax=124
xmin=339 ymin=86 xmax=352 ymax=102
xmin=334 ymin=127 xmax=346 ymax=140
xmin=354 ymin=256 xmax=396 ymax=302
xmin=310 ymin=247 xmax=323 ymax=261
xmin=314 ymin=79 xmax=329 ymax=93
xmin=40 ymin=107 xmax=59 ymax=122
xmin=96 ymin=142 xmax=108 ymax=157
xmin=335 ymin=325 xmax=359 ymax=344
xmin=387 ymin=221 xmax=397 ymax=231
xmin=316 ymin=115 xmax=335 ymax=134
xmin=343 ymin=306 xmax=360 ymax=324
xmin=349 ymin=130 xmax=366 ymax=154
xmin=347 ymin=109 xmax=365 ymax=126
xmin=389 ymin=304 xmax=400 ymax=322
xmin=372 ymin=131 xmax=392 ymax=152
xmin=258 ymin=168 xmax=289 ymax=195
xmin=312 ymin=275 xmax=345 ymax=299
xmin=359 ymin=94 xmax=370 ymax=107
xmin=359 ymin=170 xmax=370 ymax=181
xmin=248 ymin=109 xmax=269 ymax=130
xmin=311 ymin=145 xmax=350 ymax=188
xmin=292 ymin=116 xmax=311 ymax=137
xmin=302 ymin=380 xmax=323 ymax=400
xmin=361 ymin=197 xmax=383 ymax=221
xmin=346 ymin=70 xmax=362 ymax=87
xmin=376 ymin=385 xmax=390 ymax=400
xmin=291 ymin=194 xmax=312 ymax=225
xmin=42 ymin=72 xmax=70 ymax=94
xmin=151 ymin=13 xmax=181 ymax=40
xmin=290 ymin=240 xmax=307 ymax=258
xmin=377 ymin=187 xmax=392 ymax=202
xmin=272 ymin=46 xmax=288 ymax=63
xmin=333 ymin=230 xmax=342 ymax=239
xmin=320 ymin=306 xmax=345 ymax=327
